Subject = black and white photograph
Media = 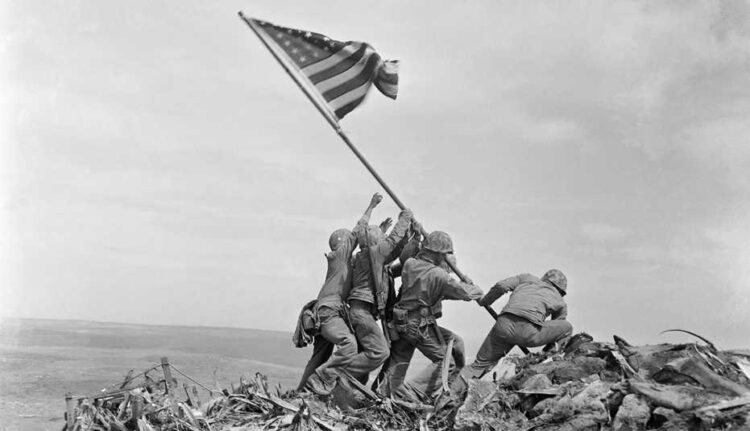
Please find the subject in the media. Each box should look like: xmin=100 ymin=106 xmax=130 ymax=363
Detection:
xmin=2 ymin=1 xmax=749 ymax=430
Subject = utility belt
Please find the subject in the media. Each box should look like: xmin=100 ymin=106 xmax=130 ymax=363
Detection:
xmin=387 ymin=304 xmax=442 ymax=339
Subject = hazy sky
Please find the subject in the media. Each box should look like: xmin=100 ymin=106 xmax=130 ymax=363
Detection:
xmin=2 ymin=1 xmax=749 ymax=352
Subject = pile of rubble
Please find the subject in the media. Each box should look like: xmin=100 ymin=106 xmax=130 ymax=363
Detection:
xmin=63 ymin=333 xmax=750 ymax=430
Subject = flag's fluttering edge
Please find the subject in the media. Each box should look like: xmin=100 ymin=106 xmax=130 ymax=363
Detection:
xmin=243 ymin=16 xmax=398 ymax=121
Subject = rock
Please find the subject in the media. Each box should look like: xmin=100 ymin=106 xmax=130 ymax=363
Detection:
xmin=454 ymin=391 xmax=527 ymax=431
xmin=648 ymin=406 xmax=679 ymax=428
xmin=535 ymin=414 xmax=603 ymax=431
xmin=627 ymin=379 xmax=728 ymax=412
xmin=457 ymin=379 xmax=498 ymax=415
xmin=613 ymin=337 xmax=695 ymax=379
xmin=520 ymin=356 xmax=608 ymax=384
xmin=529 ymin=397 xmax=557 ymax=418
xmin=516 ymin=374 xmax=560 ymax=396
xmin=488 ymin=358 xmax=516 ymax=383
xmin=655 ymin=356 xmax=750 ymax=397
xmin=613 ymin=394 xmax=650 ymax=431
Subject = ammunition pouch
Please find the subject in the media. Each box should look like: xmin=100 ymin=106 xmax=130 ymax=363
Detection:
xmin=391 ymin=304 xmax=443 ymax=332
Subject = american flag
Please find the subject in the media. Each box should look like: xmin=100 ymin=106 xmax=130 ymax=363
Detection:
xmin=242 ymin=16 xmax=398 ymax=121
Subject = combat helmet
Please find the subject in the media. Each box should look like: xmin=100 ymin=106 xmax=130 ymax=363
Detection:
xmin=423 ymin=231 xmax=454 ymax=254
xmin=542 ymin=269 xmax=567 ymax=295
xmin=328 ymin=228 xmax=351 ymax=250
xmin=363 ymin=225 xmax=386 ymax=247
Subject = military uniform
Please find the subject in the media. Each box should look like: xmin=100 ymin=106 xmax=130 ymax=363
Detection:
xmin=344 ymin=210 xmax=413 ymax=380
xmin=464 ymin=272 xmax=572 ymax=379
xmin=381 ymin=255 xmax=483 ymax=401
xmin=298 ymin=222 xmax=369 ymax=392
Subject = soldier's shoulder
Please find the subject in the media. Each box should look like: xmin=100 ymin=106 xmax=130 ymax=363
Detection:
xmin=517 ymin=273 xmax=541 ymax=282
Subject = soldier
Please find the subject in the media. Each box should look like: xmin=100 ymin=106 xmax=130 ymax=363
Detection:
xmin=343 ymin=207 xmax=415 ymax=382
xmin=301 ymin=193 xmax=383 ymax=395
xmin=463 ymin=269 xmax=573 ymax=379
xmin=380 ymin=231 xmax=484 ymax=402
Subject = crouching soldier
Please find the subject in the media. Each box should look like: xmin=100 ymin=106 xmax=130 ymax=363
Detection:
xmin=463 ymin=269 xmax=572 ymax=379
xmin=379 ymin=231 xmax=484 ymax=402
xmin=300 ymin=193 xmax=383 ymax=395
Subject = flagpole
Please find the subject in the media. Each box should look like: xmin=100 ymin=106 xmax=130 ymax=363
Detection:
xmin=238 ymin=11 xmax=503 ymax=324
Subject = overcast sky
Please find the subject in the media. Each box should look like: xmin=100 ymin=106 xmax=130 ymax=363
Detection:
xmin=2 ymin=0 xmax=749 ymax=352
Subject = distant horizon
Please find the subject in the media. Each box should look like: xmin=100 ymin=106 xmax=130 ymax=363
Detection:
xmin=0 ymin=315 xmax=294 ymax=335
xmin=3 ymin=315 xmax=746 ymax=351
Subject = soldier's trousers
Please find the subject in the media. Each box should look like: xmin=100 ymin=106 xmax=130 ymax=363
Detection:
xmin=343 ymin=300 xmax=389 ymax=381
xmin=382 ymin=323 xmax=464 ymax=402
xmin=297 ymin=335 xmax=332 ymax=390
xmin=297 ymin=306 xmax=357 ymax=388
xmin=464 ymin=313 xmax=572 ymax=379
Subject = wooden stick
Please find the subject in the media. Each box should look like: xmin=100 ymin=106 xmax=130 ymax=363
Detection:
xmin=254 ymin=392 xmax=337 ymax=431
xmin=341 ymin=371 xmax=381 ymax=401
xmin=697 ymin=396 xmax=750 ymax=412
xmin=119 ymin=370 xmax=134 ymax=389
xmin=161 ymin=357 xmax=175 ymax=393
xmin=65 ymin=392 xmax=75 ymax=430
xmin=116 ymin=393 xmax=131 ymax=420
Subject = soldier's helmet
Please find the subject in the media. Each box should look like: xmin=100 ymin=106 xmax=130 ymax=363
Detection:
xmin=328 ymin=228 xmax=351 ymax=250
xmin=542 ymin=269 xmax=567 ymax=294
xmin=423 ymin=231 xmax=454 ymax=254
xmin=364 ymin=225 xmax=386 ymax=247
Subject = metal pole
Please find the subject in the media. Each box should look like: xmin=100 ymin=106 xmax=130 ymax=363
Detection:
xmin=239 ymin=12 xmax=500 ymax=323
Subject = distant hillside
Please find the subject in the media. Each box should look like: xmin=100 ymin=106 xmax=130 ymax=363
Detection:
xmin=0 ymin=318 xmax=309 ymax=368
xmin=0 ymin=318 xmax=310 ymax=431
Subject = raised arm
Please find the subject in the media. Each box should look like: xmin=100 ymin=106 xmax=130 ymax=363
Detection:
xmin=374 ymin=208 xmax=413 ymax=260
xmin=352 ymin=193 xmax=383 ymax=239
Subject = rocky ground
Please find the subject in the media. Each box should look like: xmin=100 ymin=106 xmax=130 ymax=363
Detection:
xmin=64 ymin=332 xmax=750 ymax=430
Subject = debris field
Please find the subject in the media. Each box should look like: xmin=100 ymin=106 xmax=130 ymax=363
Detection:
xmin=63 ymin=332 xmax=750 ymax=430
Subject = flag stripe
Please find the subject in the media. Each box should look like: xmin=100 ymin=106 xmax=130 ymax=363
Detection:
xmin=374 ymin=81 xmax=398 ymax=98
xmin=308 ymin=44 xmax=367 ymax=84
xmin=334 ymin=95 xmax=367 ymax=119
xmin=321 ymin=55 xmax=380 ymax=101
xmin=246 ymin=16 xmax=398 ymax=120
xmin=328 ymin=81 xmax=371 ymax=111
xmin=301 ymin=44 xmax=360 ymax=76
xmin=315 ymin=49 xmax=378 ymax=94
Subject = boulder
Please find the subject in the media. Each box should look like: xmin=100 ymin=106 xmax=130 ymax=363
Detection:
xmin=612 ymin=394 xmax=650 ymax=431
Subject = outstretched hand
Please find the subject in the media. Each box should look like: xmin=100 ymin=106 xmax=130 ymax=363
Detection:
xmin=411 ymin=219 xmax=424 ymax=236
xmin=379 ymin=217 xmax=393 ymax=233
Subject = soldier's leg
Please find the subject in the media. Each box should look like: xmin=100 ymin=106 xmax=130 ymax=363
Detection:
xmin=378 ymin=337 xmax=415 ymax=396
xmin=463 ymin=315 xmax=517 ymax=379
xmin=398 ymin=325 xmax=457 ymax=400
xmin=298 ymin=335 xmax=333 ymax=390
xmin=526 ymin=319 xmax=573 ymax=348
xmin=315 ymin=308 xmax=358 ymax=383
xmin=444 ymin=328 xmax=465 ymax=382
xmin=345 ymin=302 xmax=389 ymax=380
